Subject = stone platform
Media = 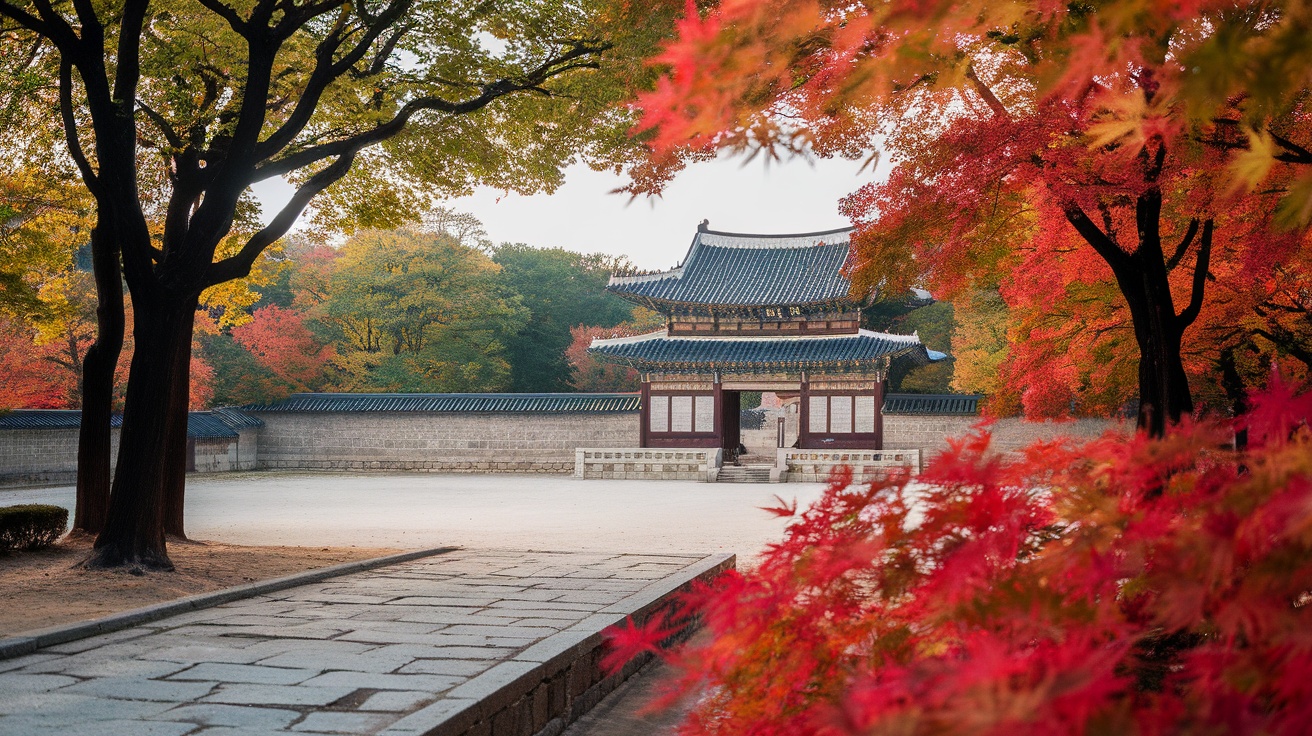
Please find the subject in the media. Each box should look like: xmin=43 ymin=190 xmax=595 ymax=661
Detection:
xmin=0 ymin=549 xmax=732 ymax=736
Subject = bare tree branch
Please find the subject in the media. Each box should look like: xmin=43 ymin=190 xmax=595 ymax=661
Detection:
xmin=112 ymin=0 xmax=149 ymax=103
xmin=137 ymin=100 xmax=183 ymax=149
xmin=255 ymin=0 xmax=408 ymax=161
xmin=0 ymin=0 xmax=55 ymax=38
xmin=195 ymin=0 xmax=246 ymax=32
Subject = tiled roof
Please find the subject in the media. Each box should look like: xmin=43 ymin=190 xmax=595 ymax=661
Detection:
xmin=211 ymin=407 xmax=265 ymax=430
xmin=882 ymin=394 xmax=982 ymax=415
xmin=0 ymin=410 xmax=123 ymax=431
xmin=607 ymin=227 xmax=857 ymax=308
xmin=0 ymin=409 xmax=263 ymax=436
xmin=186 ymin=413 xmax=240 ymax=439
xmin=245 ymin=393 xmax=641 ymax=414
xmin=588 ymin=330 xmax=945 ymax=373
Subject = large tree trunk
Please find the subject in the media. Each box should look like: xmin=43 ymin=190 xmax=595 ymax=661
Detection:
xmin=1115 ymin=248 xmax=1194 ymax=437
xmin=74 ymin=223 xmax=125 ymax=534
xmin=89 ymin=294 xmax=197 ymax=570
xmin=162 ymin=345 xmax=192 ymax=539
xmin=1064 ymin=189 xmax=1210 ymax=438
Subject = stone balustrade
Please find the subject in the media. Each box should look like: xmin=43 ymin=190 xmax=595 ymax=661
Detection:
xmin=778 ymin=447 xmax=921 ymax=483
xmin=574 ymin=448 xmax=723 ymax=481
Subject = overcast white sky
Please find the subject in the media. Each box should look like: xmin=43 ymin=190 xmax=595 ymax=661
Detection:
xmin=253 ymin=152 xmax=882 ymax=271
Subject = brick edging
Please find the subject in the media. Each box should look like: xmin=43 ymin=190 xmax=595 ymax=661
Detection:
xmin=379 ymin=552 xmax=736 ymax=736
xmin=0 ymin=545 xmax=459 ymax=661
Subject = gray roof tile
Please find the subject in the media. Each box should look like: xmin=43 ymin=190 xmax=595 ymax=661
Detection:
xmin=882 ymin=394 xmax=982 ymax=415
xmin=589 ymin=330 xmax=944 ymax=373
xmin=0 ymin=409 xmax=263 ymax=436
xmin=607 ymin=228 xmax=855 ymax=308
xmin=0 ymin=410 xmax=122 ymax=430
xmin=244 ymin=393 xmax=640 ymax=414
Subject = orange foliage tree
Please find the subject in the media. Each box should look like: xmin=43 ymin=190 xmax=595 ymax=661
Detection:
xmin=231 ymin=305 xmax=334 ymax=393
xmin=566 ymin=307 xmax=664 ymax=391
xmin=634 ymin=0 xmax=1312 ymax=434
xmin=566 ymin=325 xmax=641 ymax=392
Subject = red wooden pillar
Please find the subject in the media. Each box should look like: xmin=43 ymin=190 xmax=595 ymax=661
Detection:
xmin=798 ymin=373 xmax=812 ymax=449
xmin=639 ymin=378 xmax=651 ymax=448
xmin=712 ymin=372 xmax=723 ymax=450
xmin=873 ymin=377 xmax=887 ymax=450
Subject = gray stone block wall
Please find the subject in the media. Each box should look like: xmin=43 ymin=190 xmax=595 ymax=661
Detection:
xmin=192 ymin=430 xmax=258 ymax=473
xmin=883 ymin=415 xmax=1127 ymax=460
xmin=251 ymin=412 xmax=639 ymax=474
xmin=0 ymin=428 xmax=121 ymax=488
xmin=0 ymin=408 xmax=1127 ymax=488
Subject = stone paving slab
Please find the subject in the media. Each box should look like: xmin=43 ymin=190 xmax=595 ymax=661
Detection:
xmin=0 ymin=549 xmax=732 ymax=736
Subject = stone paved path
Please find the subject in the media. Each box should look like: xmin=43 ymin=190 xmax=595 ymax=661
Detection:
xmin=0 ymin=549 xmax=724 ymax=736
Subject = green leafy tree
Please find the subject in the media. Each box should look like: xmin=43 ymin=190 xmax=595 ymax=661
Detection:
xmin=493 ymin=244 xmax=635 ymax=392
xmin=863 ymin=296 xmax=955 ymax=393
xmin=318 ymin=229 xmax=527 ymax=391
xmin=0 ymin=0 xmax=679 ymax=567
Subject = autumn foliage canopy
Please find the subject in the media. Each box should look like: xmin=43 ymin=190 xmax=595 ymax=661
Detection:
xmin=633 ymin=0 xmax=1312 ymax=429
xmin=605 ymin=377 xmax=1312 ymax=734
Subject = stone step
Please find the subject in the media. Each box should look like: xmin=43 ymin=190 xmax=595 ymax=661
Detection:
xmin=717 ymin=466 xmax=773 ymax=484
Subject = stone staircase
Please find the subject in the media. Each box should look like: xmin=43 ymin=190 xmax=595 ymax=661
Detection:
xmin=717 ymin=464 xmax=774 ymax=483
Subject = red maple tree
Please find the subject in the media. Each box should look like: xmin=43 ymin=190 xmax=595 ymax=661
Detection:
xmin=231 ymin=305 xmax=334 ymax=393
xmin=634 ymin=0 xmax=1312 ymax=433
xmin=605 ymin=376 xmax=1312 ymax=734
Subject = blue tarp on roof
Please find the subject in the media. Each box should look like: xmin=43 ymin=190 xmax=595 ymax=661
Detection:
xmin=245 ymin=393 xmax=641 ymax=414
xmin=607 ymin=228 xmax=856 ymax=308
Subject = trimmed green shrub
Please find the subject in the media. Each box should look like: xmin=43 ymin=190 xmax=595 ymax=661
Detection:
xmin=0 ymin=504 xmax=69 ymax=551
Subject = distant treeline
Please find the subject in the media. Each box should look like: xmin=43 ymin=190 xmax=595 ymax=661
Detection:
xmin=1 ymin=210 xmax=954 ymax=410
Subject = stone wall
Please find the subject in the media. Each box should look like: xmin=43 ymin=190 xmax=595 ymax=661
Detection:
xmin=0 ymin=406 xmax=1127 ymax=488
xmin=884 ymin=415 xmax=1128 ymax=460
xmin=251 ymin=411 xmax=638 ymax=474
xmin=0 ymin=428 xmax=121 ymax=488
xmin=191 ymin=429 xmax=259 ymax=473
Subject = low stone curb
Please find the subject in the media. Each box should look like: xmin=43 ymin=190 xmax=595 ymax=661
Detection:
xmin=380 ymin=551 xmax=736 ymax=736
xmin=0 ymin=545 xmax=458 ymax=661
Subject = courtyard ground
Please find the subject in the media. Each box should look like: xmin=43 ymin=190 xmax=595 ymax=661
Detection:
xmin=1 ymin=472 xmax=825 ymax=563
xmin=1 ymin=473 xmax=826 ymax=733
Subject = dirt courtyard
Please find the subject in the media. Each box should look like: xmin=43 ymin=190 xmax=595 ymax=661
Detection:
xmin=0 ymin=535 xmax=399 ymax=636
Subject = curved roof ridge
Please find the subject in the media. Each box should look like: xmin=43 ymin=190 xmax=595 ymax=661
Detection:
xmin=697 ymin=228 xmax=852 ymax=250
xmin=701 ymin=225 xmax=853 ymax=240
xmin=590 ymin=330 xmax=667 ymax=348
xmin=608 ymin=267 xmax=683 ymax=286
